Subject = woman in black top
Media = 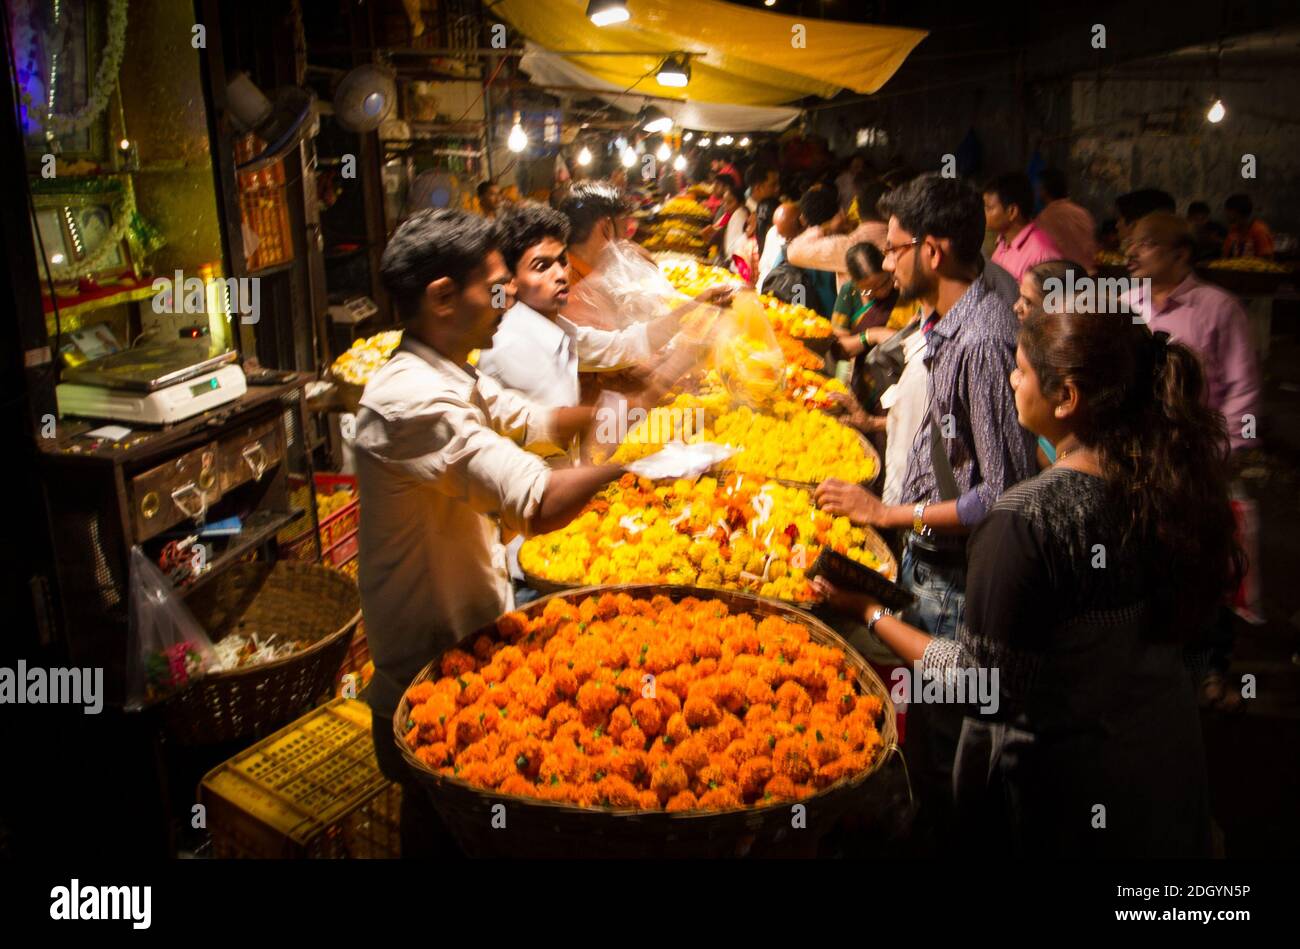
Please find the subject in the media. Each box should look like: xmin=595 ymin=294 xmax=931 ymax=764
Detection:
xmin=816 ymin=310 xmax=1241 ymax=857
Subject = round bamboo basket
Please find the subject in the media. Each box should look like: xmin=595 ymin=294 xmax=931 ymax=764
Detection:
xmin=522 ymin=523 xmax=897 ymax=606
xmin=163 ymin=562 xmax=361 ymax=745
xmin=395 ymin=584 xmax=899 ymax=858
xmin=715 ymin=428 xmax=882 ymax=491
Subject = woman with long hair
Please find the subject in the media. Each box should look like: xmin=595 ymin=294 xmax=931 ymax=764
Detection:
xmin=816 ymin=310 xmax=1242 ymax=856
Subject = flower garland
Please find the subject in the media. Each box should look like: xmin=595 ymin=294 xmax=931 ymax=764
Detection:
xmin=45 ymin=0 xmax=129 ymax=138
xmin=47 ymin=184 xmax=136 ymax=281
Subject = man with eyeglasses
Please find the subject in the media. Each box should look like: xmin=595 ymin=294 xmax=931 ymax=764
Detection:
xmin=813 ymin=173 xmax=1037 ymax=847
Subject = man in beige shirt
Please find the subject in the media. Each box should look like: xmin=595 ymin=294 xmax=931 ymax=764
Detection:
xmin=355 ymin=209 xmax=625 ymax=853
xmin=786 ymin=184 xmax=888 ymax=289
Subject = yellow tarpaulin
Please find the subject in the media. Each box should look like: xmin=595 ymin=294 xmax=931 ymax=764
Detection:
xmin=495 ymin=0 xmax=927 ymax=107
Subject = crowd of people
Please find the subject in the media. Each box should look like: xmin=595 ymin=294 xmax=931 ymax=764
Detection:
xmin=355 ymin=144 xmax=1267 ymax=857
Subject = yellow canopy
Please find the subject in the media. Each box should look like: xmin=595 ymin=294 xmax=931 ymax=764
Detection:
xmin=495 ymin=0 xmax=927 ymax=107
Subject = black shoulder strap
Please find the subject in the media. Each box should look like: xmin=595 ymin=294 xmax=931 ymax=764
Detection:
xmin=929 ymin=413 xmax=961 ymax=502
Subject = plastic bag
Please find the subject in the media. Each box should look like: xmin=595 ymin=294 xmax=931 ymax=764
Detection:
xmin=125 ymin=546 xmax=216 ymax=710
xmin=565 ymin=239 xmax=683 ymax=330
xmin=625 ymin=441 xmax=737 ymax=481
xmin=713 ymin=289 xmax=786 ymax=405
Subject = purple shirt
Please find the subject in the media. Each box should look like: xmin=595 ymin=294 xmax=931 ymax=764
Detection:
xmin=1128 ymin=274 xmax=1260 ymax=451
xmin=991 ymin=221 xmax=1064 ymax=283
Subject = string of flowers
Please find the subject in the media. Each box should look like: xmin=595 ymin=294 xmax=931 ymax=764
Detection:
xmin=45 ymin=0 xmax=129 ymax=137
xmin=47 ymin=185 xmax=136 ymax=282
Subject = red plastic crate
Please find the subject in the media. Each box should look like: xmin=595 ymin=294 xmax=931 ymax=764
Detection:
xmin=280 ymin=473 xmax=359 ymax=563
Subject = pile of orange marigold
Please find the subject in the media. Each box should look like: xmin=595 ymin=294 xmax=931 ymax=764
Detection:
xmin=402 ymin=592 xmax=886 ymax=812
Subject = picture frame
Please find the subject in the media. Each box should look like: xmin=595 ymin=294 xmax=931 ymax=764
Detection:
xmin=32 ymin=191 xmax=136 ymax=282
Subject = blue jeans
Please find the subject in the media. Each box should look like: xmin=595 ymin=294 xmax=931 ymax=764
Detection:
xmin=898 ymin=538 xmax=968 ymax=848
xmin=899 ymin=540 xmax=967 ymax=640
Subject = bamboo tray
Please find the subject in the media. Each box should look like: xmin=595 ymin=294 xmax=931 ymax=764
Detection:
xmin=395 ymin=584 xmax=900 ymax=858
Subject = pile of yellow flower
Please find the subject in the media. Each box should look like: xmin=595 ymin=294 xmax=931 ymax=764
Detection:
xmin=331 ymin=330 xmax=403 ymax=386
xmin=1206 ymin=257 xmax=1289 ymax=273
xmin=518 ymin=473 xmax=887 ymax=603
xmin=643 ymin=222 xmax=708 ymax=252
xmin=316 ymin=488 xmax=355 ymax=520
xmin=707 ymin=405 xmax=875 ymax=485
xmin=758 ymin=295 xmax=833 ymax=340
xmin=657 ymin=258 xmax=736 ymax=298
xmin=659 ymin=196 xmax=714 ymax=221
xmin=784 ymin=367 xmax=848 ymax=410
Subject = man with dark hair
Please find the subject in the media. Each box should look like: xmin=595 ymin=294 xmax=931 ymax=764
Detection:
xmin=814 ymin=173 xmax=1037 ymax=839
xmin=477 ymin=201 xmax=726 ymax=417
xmin=780 ymin=184 xmax=852 ymax=314
xmin=1223 ymin=193 xmax=1274 ymax=258
xmin=356 ymin=208 xmax=627 ymax=853
xmin=476 ymin=180 xmax=503 ymax=218
xmin=1187 ymin=200 xmax=1227 ymax=262
xmin=1114 ymin=187 xmax=1175 ymax=241
xmin=745 ymin=162 xmax=780 ymax=209
xmin=557 ymin=179 xmax=637 ymax=286
xmin=1034 ymin=167 xmax=1097 ymax=274
xmin=984 ymin=172 xmax=1063 ymax=281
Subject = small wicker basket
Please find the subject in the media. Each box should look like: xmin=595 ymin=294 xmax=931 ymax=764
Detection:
xmin=395 ymin=584 xmax=899 ymax=858
xmin=163 ymin=562 xmax=361 ymax=746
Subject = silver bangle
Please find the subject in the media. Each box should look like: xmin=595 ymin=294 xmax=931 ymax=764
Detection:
xmin=866 ymin=606 xmax=894 ymax=634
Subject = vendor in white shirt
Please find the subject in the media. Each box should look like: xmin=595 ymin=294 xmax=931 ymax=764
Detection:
xmin=477 ymin=202 xmax=723 ymax=412
xmin=354 ymin=208 xmax=627 ymax=855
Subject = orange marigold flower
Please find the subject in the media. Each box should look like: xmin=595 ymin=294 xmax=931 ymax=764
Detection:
xmin=738 ymin=757 xmax=775 ymax=800
xmin=682 ymin=694 xmax=722 ymax=729
xmin=440 ymin=649 xmax=476 ymax=679
xmin=405 ymin=681 xmax=436 ymax=706
xmin=638 ymin=790 xmax=662 ymax=811
xmin=630 ymin=698 xmax=663 ymax=737
xmin=650 ymin=761 xmax=689 ymax=799
xmin=496 ymin=611 xmax=529 ymax=641
xmin=665 ymin=790 xmax=699 ymax=813
xmin=620 ymin=725 xmax=647 ymax=751
xmin=697 ymin=786 xmax=743 ymax=810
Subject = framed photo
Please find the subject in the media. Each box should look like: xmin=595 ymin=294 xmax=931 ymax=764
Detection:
xmin=32 ymin=191 xmax=135 ymax=282
xmin=9 ymin=0 xmax=108 ymax=161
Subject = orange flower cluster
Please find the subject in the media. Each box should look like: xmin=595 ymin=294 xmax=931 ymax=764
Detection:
xmin=402 ymin=593 xmax=886 ymax=813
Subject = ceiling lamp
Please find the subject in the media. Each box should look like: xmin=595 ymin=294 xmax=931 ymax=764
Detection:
xmin=620 ymin=147 xmax=637 ymax=168
xmin=577 ymin=145 xmax=593 ymax=165
xmin=656 ymin=54 xmax=691 ymax=88
xmin=739 ymin=136 xmax=751 ymax=147
xmin=507 ymin=114 xmax=528 ymax=152
xmin=641 ymin=105 xmax=674 ymax=134
xmin=682 ymin=131 xmax=693 ymax=142
xmin=672 ymin=154 xmax=686 ymax=171
xmin=1207 ymin=98 xmax=1226 ymax=123
xmin=586 ymin=0 xmax=630 ymax=27
xmin=656 ymin=142 xmax=671 ymax=162
xmin=699 ymin=137 xmax=712 ymax=147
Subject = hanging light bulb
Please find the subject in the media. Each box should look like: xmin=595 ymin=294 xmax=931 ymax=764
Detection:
xmin=683 ymin=131 xmax=693 ymax=142
xmin=1207 ymin=99 xmax=1226 ymax=123
xmin=507 ymin=114 xmax=528 ymax=153
xmin=621 ymin=147 xmax=637 ymax=168
xmin=739 ymin=136 xmax=750 ymax=147
xmin=656 ymin=142 xmax=672 ymax=162
xmin=699 ymin=137 xmax=712 ymax=148
xmin=577 ymin=145 xmax=593 ymax=166
xmin=673 ymin=154 xmax=686 ymax=171
xmin=586 ymin=0 xmax=630 ymax=27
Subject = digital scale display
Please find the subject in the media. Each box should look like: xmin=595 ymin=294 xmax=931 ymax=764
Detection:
xmin=189 ymin=377 xmax=221 ymax=398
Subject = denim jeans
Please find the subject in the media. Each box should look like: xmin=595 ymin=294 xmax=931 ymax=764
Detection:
xmin=897 ymin=538 xmax=968 ymax=851
xmin=898 ymin=540 xmax=967 ymax=640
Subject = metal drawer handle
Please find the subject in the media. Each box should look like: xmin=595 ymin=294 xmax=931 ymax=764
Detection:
xmin=198 ymin=467 xmax=217 ymax=492
xmin=171 ymin=482 xmax=208 ymax=522
xmin=140 ymin=491 xmax=161 ymax=520
xmin=242 ymin=442 xmax=268 ymax=480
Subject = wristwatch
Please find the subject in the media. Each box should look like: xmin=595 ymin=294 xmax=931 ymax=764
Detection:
xmin=912 ymin=501 xmax=932 ymax=537
xmin=866 ymin=606 xmax=894 ymax=634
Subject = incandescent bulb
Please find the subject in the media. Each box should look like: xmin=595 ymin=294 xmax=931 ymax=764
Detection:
xmin=577 ymin=146 xmax=592 ymax=166
xmin=507 ymin=122 xmax=528 ymax=152
xmin=656 ymin=143 xmax=671 ymax=162
xmin=1207 ymin=99 xmax=1226 ymax=123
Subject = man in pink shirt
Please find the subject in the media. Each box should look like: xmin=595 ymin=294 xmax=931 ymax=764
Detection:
xmin=1035 ymin=168 xmax=1098 ymax=274
xmin=1125 ymin=212 xmax=1260 ymax=451
xmin=983 ymin=172 xmax=1064 ymax=282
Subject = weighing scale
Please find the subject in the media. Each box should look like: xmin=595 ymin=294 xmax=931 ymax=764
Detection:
xmin=56 ymin=340 xmax=247 ymax=425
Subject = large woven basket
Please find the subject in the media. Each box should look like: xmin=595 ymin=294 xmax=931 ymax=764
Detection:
xmin=395 ymin=584 xmax=900 ymax=858
xmin=523 ymin=523 xmax=898 ymax=607
xmin=715 ymin=429 xmax=882 ymax=491
xmin=163 ymin=562 xmax=361 ymax=746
